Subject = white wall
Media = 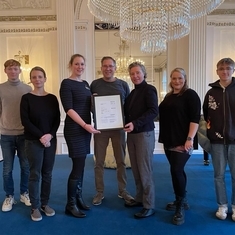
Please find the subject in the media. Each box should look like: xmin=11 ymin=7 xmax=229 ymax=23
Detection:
xmin=206 ymin=15 xmax=235 ymax=86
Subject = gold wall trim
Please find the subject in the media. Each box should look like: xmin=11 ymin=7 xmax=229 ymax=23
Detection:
xmin=0 ymin=15 xmax=56 ymax=22
xmin=210 ymin=9 xmax=235 ymax=15
xmin=75 ymin=25 xmax=87 ymax=30
xmin=0 ymin=27 xmax=57 ymax=33
xmin=207 ymin=22 xmax=235 ymax=26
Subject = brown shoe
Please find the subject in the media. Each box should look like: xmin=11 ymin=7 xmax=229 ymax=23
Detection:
xmin=118 ymin=192 xmax=134 ymax=203
xmin=92 ymin=193 xmax=104 ymax=206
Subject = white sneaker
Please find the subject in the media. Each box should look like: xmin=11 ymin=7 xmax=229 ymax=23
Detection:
xmin=232 ymin=208 xmax=235 ymax=221
xmin=20 ymin=192 xmax=31 ymax=206
xmin=2 ymin=195 xmax=15 ymax=212
xmin=216 ymin=206 xmax=228 ymax=220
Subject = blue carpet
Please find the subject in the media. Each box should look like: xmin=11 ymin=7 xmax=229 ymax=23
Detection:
xmin=0 ymin=154 xmax=234 ymax=235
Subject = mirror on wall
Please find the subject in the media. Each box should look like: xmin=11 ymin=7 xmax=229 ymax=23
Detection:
xmin=94 ymin=23 xmax=167 ymax=102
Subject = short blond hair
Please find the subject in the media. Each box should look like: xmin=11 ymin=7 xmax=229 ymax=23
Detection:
xmin=128 ymin=62 xmax=147 ymax=78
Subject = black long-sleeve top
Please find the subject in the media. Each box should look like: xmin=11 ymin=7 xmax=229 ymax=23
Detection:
xmin=158 ymin=89 xmax=201 ymax=149
xmin=124 ymin=80 xmax=158 ymax=133
xmin=20 ymin=93 xmax=60 ymax=140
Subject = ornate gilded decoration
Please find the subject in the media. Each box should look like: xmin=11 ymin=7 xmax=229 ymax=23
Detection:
xmin=210 ymin=9 xmax=235 ymax=14
xmin=0 ymin=15 xmax=56 ymax=22
xmin=0 ymin=27 xmax=57 ymax=33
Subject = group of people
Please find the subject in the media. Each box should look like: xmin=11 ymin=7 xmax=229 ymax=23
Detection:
xmin=0 ymin=55 xmax=235 ymax=226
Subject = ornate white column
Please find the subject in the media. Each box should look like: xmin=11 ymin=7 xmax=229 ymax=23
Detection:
xmin=56 ymin=0 xmax=75 ymax=81
xmin=74 ymin=0 xmax=96 ymax=84
xmin=188 ymin=16 xmax=207 ymax=103
xmin=56 ymin=0 xmax=75 ymax=154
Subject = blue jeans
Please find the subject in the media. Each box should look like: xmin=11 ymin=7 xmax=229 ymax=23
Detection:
xmin=1 ymin=134 xmax=29 ymax=196
xmin=25 ymin=139 xmax=56 ymax=209
xmin=211 ymin=144 xmax=235 ymax=206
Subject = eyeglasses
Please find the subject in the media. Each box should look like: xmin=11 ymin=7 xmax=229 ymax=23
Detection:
xmin=217 ymin=67 xmax=234 ymax=71
xmin=102 ymin=65 xmax=115 ymax=69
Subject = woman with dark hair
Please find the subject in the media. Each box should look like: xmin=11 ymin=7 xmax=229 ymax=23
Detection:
xmin=60 ymin=54 xmax=100 ymax=218
xmin=158 ymin=68 xmax=201 ymax=225
xmin=124 ymin=62 xmax=158 ymax=219
xmin=20 ymin=66 xmax=60 ymax=221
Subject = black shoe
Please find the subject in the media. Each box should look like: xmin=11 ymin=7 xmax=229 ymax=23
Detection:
xmin=134 ymin=208 xmax=155 ymax=219
xmin=124 ymin=200 xmax=143 ymax=207
xmin=166 ymin=200 xmax=189 ymax=211
xmin=77 ymin=197 xmax=90 ymax=210
xmin=204 ymin=160 xmax=210 ymax=166
xmin=65 ymin=204 xmax=86 ymax=218
xmin=172 ymin=206 xmax=185 ymax=225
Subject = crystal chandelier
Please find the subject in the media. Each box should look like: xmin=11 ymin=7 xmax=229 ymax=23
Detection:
xmin=88 ymin=0 xmax=225 ymax=53
xmin=115 ymin=40 xmax=145 ymax=88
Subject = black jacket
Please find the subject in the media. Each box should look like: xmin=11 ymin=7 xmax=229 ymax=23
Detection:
xmin=124 ymin=80 xmax=158 ymax=133
xmin=203 ymin=77 xmax=235 ymax=144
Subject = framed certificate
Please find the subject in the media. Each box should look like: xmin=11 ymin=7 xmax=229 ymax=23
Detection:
xmin=93 ymin=94 xmax=124 ymax=131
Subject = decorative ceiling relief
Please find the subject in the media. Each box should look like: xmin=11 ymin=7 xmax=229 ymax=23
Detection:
xmin=0 ymin=0 xmax=51 ymax=10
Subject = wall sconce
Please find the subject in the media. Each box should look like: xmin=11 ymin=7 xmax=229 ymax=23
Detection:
xmin=14 ymin=51 xmax=29 ymax=64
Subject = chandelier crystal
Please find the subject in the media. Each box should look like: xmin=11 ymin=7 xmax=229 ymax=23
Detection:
xmin=115 ymin=40 xmax=145 ymax=88
xmin=88 ymin=0 xmax=225 ymax=53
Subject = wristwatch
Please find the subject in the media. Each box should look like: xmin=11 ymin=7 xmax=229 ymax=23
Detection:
xmin=186 ymin=137 xmax=193 ymax=141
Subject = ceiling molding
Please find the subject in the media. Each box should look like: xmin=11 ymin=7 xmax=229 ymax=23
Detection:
xmin=75 ymin=0 xmax=83 ymax=19
xmin=0 ymin=0 xmax=52 ymax=10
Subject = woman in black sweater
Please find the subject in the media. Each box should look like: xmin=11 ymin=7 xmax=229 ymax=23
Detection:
xmin=158 ymin=68 xmax=201 ymax=225
xmin=124 ymin=62 xmax=158 ymax=219
xmin=20 ymin=66 xmax=60 ymax=222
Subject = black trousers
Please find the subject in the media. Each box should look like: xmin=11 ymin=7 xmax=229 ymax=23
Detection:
xmin=165 ymin=150 xmax=190 ymax=198
xmin=203 ymin=150 xmax=209 ymax=161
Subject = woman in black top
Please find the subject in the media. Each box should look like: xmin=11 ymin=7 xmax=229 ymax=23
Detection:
xmin=60 ymin=54 xmax=99 ymax=218
xmin=124 ymin=62 xmax=158 ymax=219
xmin=158 ymin=68 xmax=201 ymax=225
xmin=20 ymin=66 xmax=60 ymax=222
